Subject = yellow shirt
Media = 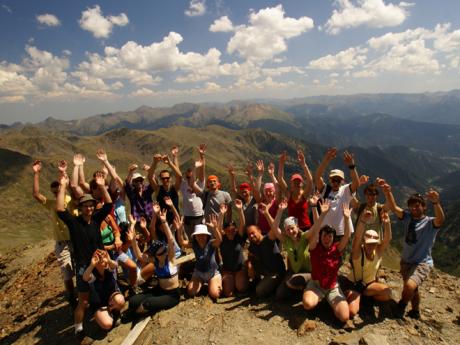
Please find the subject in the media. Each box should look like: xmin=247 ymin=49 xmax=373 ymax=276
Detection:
xmin=42 ymin=195 xmax=78 ymax=242
xmin=347 ymin=248 xmax=382 ymax=285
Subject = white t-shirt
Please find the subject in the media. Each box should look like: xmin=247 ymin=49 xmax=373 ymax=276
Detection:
xmin=180 ymin=179 xmax=205 ymax=217
xmin=321 ymin=183 xmax=355 ymax=236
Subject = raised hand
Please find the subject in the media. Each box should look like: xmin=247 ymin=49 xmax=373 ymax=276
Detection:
xmin=234 ymin=199 xmax=243 ymax=209
xmin=162 ymin=155 xmax=171 ymax=166
xmin=59 ymin=172 xmax=69 ymax=187
xmin=91 ymin=252 xmax=100 ymax=266
xmin=198 ymin=144 xmax=206 ymax=158
xmin=139 ymin=216 xmax=147 ymax=229
xmin=359 ymin=175 xmax=369 ymax=185
xmin=206 ymin=213 xmax=219 ymax=229
xmin=126 ymin=227 xmax=135 ymax=242
xmin=426 ymin=189 xmax=440 ymax=204
xmin=258 ymin=202 xmax=268 ymax=213
xmin=375 ymin=177 xmax=386 ymax=187
xmin=325 ymin=147 xmax=337 ymax=161
xmin=173 ymin=216 xmax=183 ymax=232
xmin=171 ymin=146 xmax=179 ymax=158
xmin=342 ymin=202 xmax=351 ymax=218
xmin=164 ymin=196 xmax=173 ymax=207
xmin=227 ymin=164 xmax=235 ymax=177
xmin=382 ymin=183 xmax=391 ymax=194
xmin=73 ymin=154 xmax=85 ymax=166
xmin=94 ymin=171 xmax=106 ymax=187
xmin=153 ymin=154 xmax=163 ymax=163
xmin=142 ymin=164 xmax=150 ymax=171
xmin=159 ymin=209 xmax=168 ymax=223
xmin=32 ymin=160 xmax=42 ymax=173
xmin=380 ymin=209 xmax=390 ymax=224
xmin=267 ymin=161 xmax=275 ymax=175
xmin=219 ymin=203 xmax=228 ymax=215
xmin=343 ymin=150 xmax=355 ymax=166
xmin=244 ymin=162 xmax=254 ymax=177
xmin=58 ymin=160 xmax=68 ymax=173
xmin=128 ymin=214 xmax=136 ymax=225
xmin=195 ymin=160 xmax=203 ymax=168
xmin=278 ymin=198 xmax=288 ymax=210
xmin=279 ymin=151 xmax=287 ymax=164
xmin=152 ymin=202 xmax=161 ymax=215
xmin=256 ymin=160 xmax=264 ymax=175
xmin=96 ymin=148 xmax=107 ymax=162
xmin=319 ymin=199 xmax=331 ymax=214
xmin=309 ymin=191 xmax=321 ymax=206
xmin=297 ymin=149 xmax=305 ymax=164
xmin=128 ymin=163 xmax=138 ymax=172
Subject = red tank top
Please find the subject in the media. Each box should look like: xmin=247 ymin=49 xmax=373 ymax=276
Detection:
xmin=288 ymin=195 xmax=311 ymax=230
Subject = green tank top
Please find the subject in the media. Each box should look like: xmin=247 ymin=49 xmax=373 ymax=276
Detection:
xmin=100 ymin=225 xmax=114 ymax=245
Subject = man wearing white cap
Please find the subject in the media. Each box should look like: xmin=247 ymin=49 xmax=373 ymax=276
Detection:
xmin=314 ymin=147 xmax=360 ymax=237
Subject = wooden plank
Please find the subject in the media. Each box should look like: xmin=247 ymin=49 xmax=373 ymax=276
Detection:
xmin=120 ymin=316 xmax=151 ymax=345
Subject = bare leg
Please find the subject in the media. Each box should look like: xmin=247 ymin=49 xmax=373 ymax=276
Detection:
xmin=208 ymin=274 xmax=222 ymax=299
xmin=235 ymin=270 xmax=249 ymax=293
xmin=187 ymin=277 xmax=202 ymax=297
xmin=222 ymin=272 xmax=235 ymax=297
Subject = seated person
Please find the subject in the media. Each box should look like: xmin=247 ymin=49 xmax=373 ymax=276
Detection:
xmin=177 ymin=215 xmax=223 ymax=300
xmin=341 ymin=208 xmax=393 ymax=319
xmin=124 ymin=210 xmax=180 ymax=318
xmin=83 ymin=250 xmax=125 ymax=331
xmin=219 ymin=200 xmax=249 ymax=297
xmin=270 ymin=199 xmax=312 ymax=300
xmin=303 ymin=200 xmax=352 ymax=328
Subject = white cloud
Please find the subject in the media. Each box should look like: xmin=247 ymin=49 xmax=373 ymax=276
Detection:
xmin=79 ymin=5 xmax=129 ymax=39
xmin=352 ymin=70 xmax=377 ymax=78
xmin=209 ymin=16 xmax=234 ymax=32
xmin=325 ymin=0 xmax=411 ymax=35
xmin=185 ymin=0 xmax=206 ymax=17
xmin=36 ymin=13 xmax=61 ymax=27
xmin=1 ymin=4 xmax=12 ymax=14
xmin=308 ymin=47 xmax=368 ymax=70
xmin=227 ymin=5 xmax=314 ymax=63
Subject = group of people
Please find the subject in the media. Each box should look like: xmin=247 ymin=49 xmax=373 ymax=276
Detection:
xmin=32 ymin=144 xmax=445 ymax=342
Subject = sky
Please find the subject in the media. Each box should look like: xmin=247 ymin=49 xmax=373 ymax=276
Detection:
xmin=1 ymin=0 xmax=460 ymax=124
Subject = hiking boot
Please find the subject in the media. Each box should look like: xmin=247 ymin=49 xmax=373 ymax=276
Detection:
xmin=394 ymin=301 xmax=407 ymax=319
xmin=75 ymin=330 xmax=94 ymax=345
xmin=407 ymin=309 xmax=421 ymax=320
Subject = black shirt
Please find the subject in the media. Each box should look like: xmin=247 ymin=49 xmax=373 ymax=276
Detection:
xmin=157 ymin=185 xmax=179 ymax=224
xmin=58 ymin=203 xmax=113 ymax=268
xmin=221 ymin=233 xmax=247 ymax=272
xmin=249 ymin=235 xmax=285 ymax=276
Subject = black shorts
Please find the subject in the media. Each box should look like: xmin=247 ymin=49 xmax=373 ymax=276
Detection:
xmin=75 ymin=265 xmax=90 ymax=293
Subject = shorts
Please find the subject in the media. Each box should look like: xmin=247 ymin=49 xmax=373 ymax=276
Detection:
xmin=115 ymin=251 xmax=130 ymax=264
xmin=305 ymin=280 xmax=346 ymax=307
xmin=400 ymin=261 xmax=431 ymax=287
xmin=55 ymin=240 xmax=74 ymax=281
xmin=76 ymin=265 xmax=90 ymax=293
xmin=192 ymin=268 xmax=221 ymax=283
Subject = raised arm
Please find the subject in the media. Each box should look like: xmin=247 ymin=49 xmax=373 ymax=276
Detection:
xmin=314 ymin=147 xmax=337 ymax=192
xmin=175 ymin=214 xmax=191 ymax=249
xmin=128 ymin=215 xmax=149 ymax=265
xmin=148 ymin=154 xmax=162 ymax=193
xmin=380 ymin=181 xmax=404 ymax=219
xmin=190 ymin=160 xmax=204 ymax=194
xmin=171 ymin=146 xmax=180 ymax=172
xmin=149 ymin=202 xmax=161 ymax=241
xmin=96 ymin=148 xmax=124 ymax=191
xmin=83 ymin=251 xmax=99 ymax=282
xmin=95 ymin=172 xmax=112 ymax=204
xmin=234 ymin=199 xmax=246 ymax=237
xmin=297 ymin=149 xmax=313 ymax=197
xmin=338 ymin=203 xmax=352 ymax=252
xmin=164 ymin=196 xmax=180 ymax=220
xmin=162 ymin=154 xmax=182 ymax=192
xmin=351 ymin=210 xmax=372 ymax=260
xmin=32 ymin=160 xmax=46 ymax=203
xmin=308 ymin=200 xmax=331 ymax=251
xmin=71 ymin=154 xmax=85 ymax=199
xmin=207 ymin=213 xmax=223 ymax=248
xmin=159 ymin=209 xmax=177 ymax=262
xmin=277 ymin=151 xmax=288 ymax=196
xmin=227 ymin=164 xmax=238 ymax=199
xmin=426 ymin=189 xmax=445 ymax=228
xmin=197 ymin=144 xmax=206 ymax=183
xmin=78 ymin=155 xmax=91 ymax=193
xmin=343 ymin=150 xmax=360 ymax=193
xmin=56 ymin=173 xmax=69 ymax=212
xmin=377 ymin=209 xmax=392 ymax=256
xmin=271 ymin=199 xmax=287 ymax=241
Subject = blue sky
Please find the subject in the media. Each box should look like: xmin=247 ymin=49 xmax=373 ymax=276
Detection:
xmin=1 ymin=0 xmax=460 ymax=124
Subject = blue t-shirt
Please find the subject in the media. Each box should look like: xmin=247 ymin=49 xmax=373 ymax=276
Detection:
xmin=400 ymin=210 xmax=440 ymax=266
xmin=192 ymin=240 xmax=218 ymax=273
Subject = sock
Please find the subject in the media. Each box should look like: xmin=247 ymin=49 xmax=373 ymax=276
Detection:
xmin=74 ymin=322 xmax=83 ymax=334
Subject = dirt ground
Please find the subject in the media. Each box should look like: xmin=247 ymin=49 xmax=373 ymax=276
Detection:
xmin=0 ymin=241 xmax=459 ymax=345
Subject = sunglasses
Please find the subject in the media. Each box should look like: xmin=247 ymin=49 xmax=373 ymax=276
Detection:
xmin=366 ymin=193 xmax=378 ymax=196
xmin=331 ymin=178 xmax=342 ymax=183
xmin=160 ymin=177 xmax=170 ymax=181
xmin=365 ymin=234 xmax=379 ymax=240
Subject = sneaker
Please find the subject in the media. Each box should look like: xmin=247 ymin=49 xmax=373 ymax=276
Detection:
xmin=407 ymin=309 xmax=421 ymax=320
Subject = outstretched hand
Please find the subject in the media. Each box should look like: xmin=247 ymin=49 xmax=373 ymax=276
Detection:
xmin=219 ymin=203 xmax=228 ymax=215
xmin=324 ymin=147 xmax=337 ymax=161
xmin=297 ymin=149 xmax=305 ymax=164
xmin=32 ymin=160 xmax=42 ymax=173
xmin=342 ymin=203 xmax=351 ymax=218
xmin=267 ymin=161 xmax=275 ymax=175
xmin=426 ymin=189 xmax=440 ymax=204
xmin=171 ymin=146 xmax=179 ymax=157
xmin=96 ymin=148 xmax=107 ymax=162
xmin=94 ymin=171 xmax=106 ymax=187
xmin=198 ymin=144 xmax=206 ymax=157
xmin=128 ymin=163 xmax=138 ymax=172
xmin=319 ymin=199 xmax=331 ymax=214
xmin=58 ymin=160 xmax=68 ymax=173
xmin=73 ymin=154 xmax=85 ymax=166
xmin=359 ymin=175 xmax=369 ymax=185
xmin=234 ymin=199 xmax=243 ymax=209
xmin=256 ymin=160 xmax=264 ymax=175
xmin=343 ymin=150 xmax=355 ymax=166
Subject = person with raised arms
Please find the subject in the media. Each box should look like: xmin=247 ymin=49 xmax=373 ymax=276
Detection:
xmin=177 ymin=214 xmax=223 ymax=300
xmin=341 ymin=207 xmax=393 ymax=319
xmin=382 ymin=181 xmax=445 ymax=319
xmin=278 ymin=149 xmax=313 ymax=231
xmin=56 ymin=171 xmax=113 ymax=341
xmin=303 ymin=200 xmax=353 ymax=329
xmin=228 ymin=163 xmax=257 ymax=227
xmin=270 ymin=198 xmax=313 ymax=300
xmin=219 ymin=200 xmax=249 ymax=297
